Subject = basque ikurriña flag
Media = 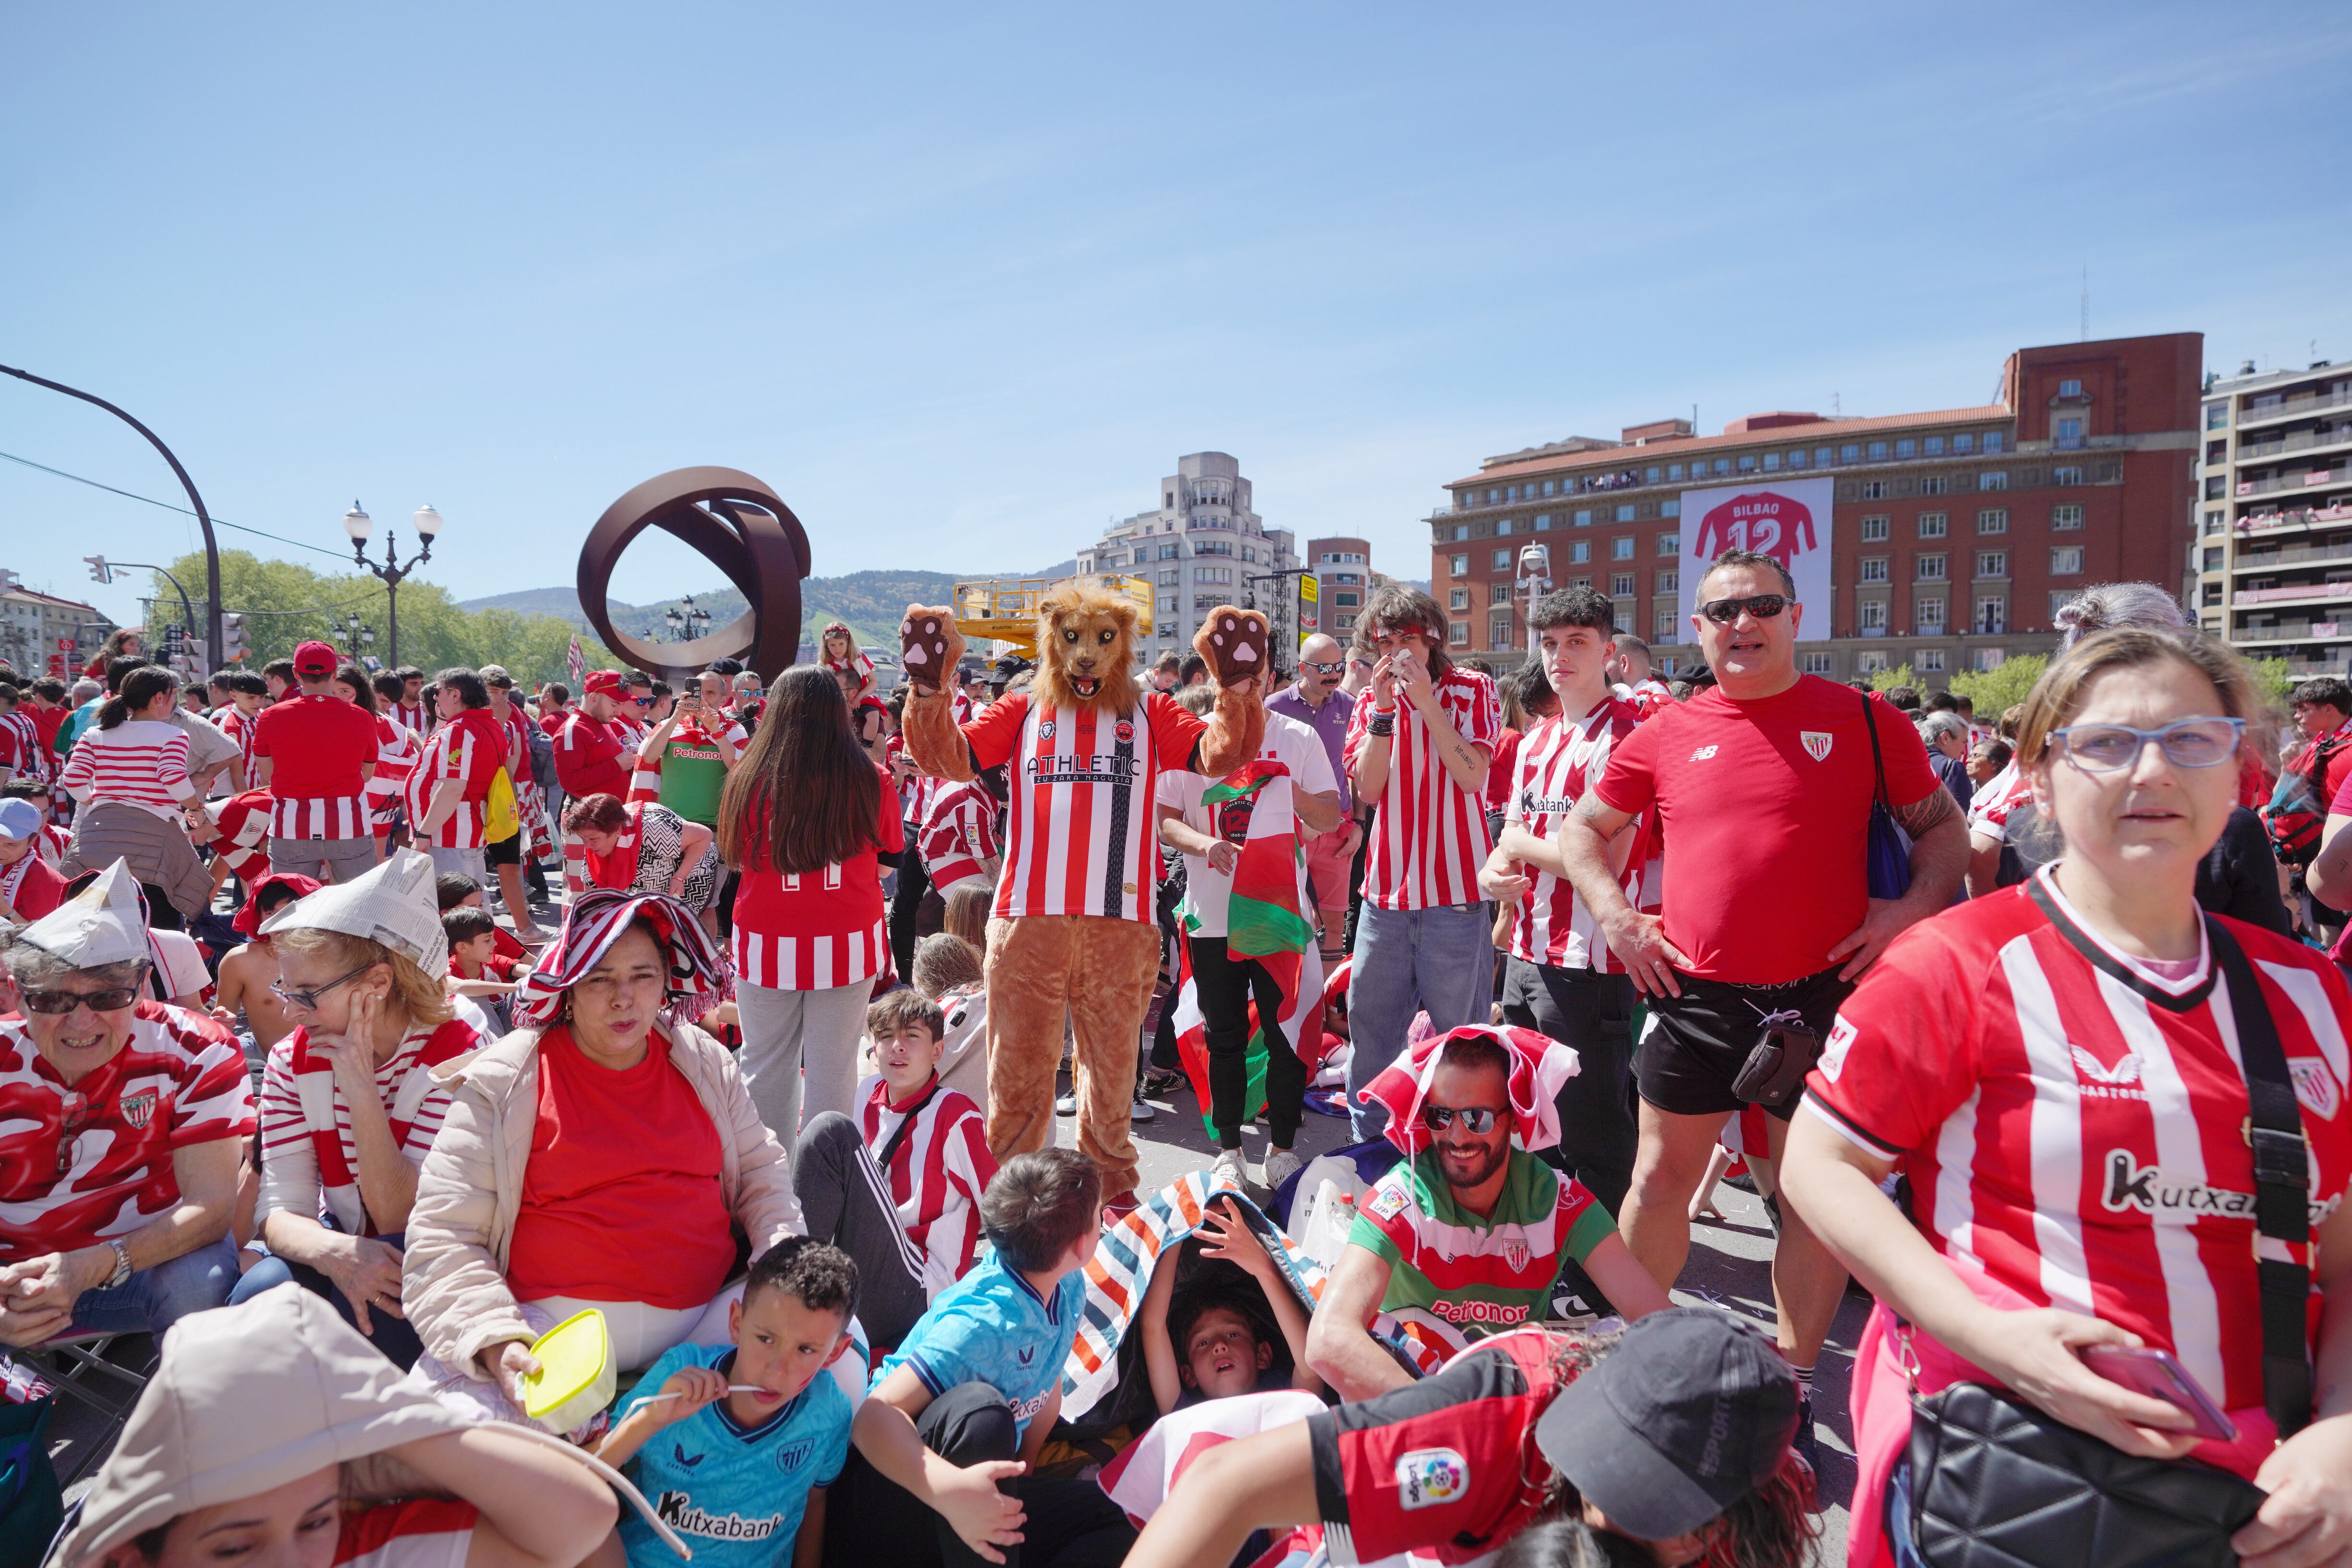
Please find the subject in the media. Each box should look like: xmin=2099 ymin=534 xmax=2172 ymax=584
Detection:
xmin=1171 ymin=760 xmax=1329 ymax=1135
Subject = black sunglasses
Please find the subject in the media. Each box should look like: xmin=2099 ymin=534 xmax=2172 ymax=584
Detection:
xmin=1421 ymin=1105 xmax=1505 ymax=1134
xmin=1302 ymin=660 xmax=1344 ymax=676
xmin=1699 ymin=593 xmax=1789 ymax=624
xmin=22 ymin=984 xmax=144 ymax=1015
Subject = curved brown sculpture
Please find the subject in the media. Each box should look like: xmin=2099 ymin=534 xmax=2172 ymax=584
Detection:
xmin=577 ymin=467 xmax=811 ymax=682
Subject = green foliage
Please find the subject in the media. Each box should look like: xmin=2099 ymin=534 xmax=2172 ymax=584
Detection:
xmin=1867 ymin=664 xmax=1919 ymax=693
xmin=156 ymin=551 xmax=620 ymax=684
xmin=1949 ymin=653 xmax=2049 ymax=717
xmin=2245 ymin=657 xmax=2298 ymax=709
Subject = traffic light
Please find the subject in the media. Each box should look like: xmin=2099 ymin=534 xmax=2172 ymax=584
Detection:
xmin=220 ymin=612 xmax=245 ymax=662
xmin=84 ymin=556 xmax=111 ymax=585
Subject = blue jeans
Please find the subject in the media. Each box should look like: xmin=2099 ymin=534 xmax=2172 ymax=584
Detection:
xmin=69 ymin=1234 xmax=239 ymax=1337
xmin=229 ymin=1230 xmax=421 ymax=1370
xmin=1346 ymin=902 xmax=1492 ymax=1140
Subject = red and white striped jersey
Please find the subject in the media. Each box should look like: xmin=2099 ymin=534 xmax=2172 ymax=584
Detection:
xmin=1967 ymin=759 xmax=2033 ymax=842
xmin=1806 ymin=871 xmax=2352 ymax=1418
xmin=365 ymin=715 xmax=421 ymax=834
xmin=731 ymin=766 xmax=904 ymax=990
xmin=332 ymin=1498 xmax=477 ymax=1568
xmin=403 ymin=710 xmax=504 ymax=850
xmin=217 ymin=705 xmax=260 ymax=775
xmin=856 ymin=1071 xmax=999 ymax=1298
xmin=0 ymin=1000 xmax=256 ymax=1257
xmin=918 ymin=779 xmax=1001 ymax=888
xmin=0 ymin=710 xmax=51 ymax=785
xmin=388 ymin=699 xmax=432 ymax=737
xmin=60 ymin=721 xmax=194 ymax=821
xmin=952 ymin=691 xmax=974 ymax=725
xmin=257 ymin=1019 xmax=476 ymax=1237
xmin=962 ymin=691 xmax=1207 ymax=923
xmin=1504 ymin=695 xmax=1644 ymax=972
xmin=1344 ymin=669 xmax=1503 ymax=911
xmin=206 ymin=788 xmax=277 ymax=884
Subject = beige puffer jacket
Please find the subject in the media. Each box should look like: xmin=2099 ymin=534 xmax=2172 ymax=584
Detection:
xmin=402 ymin=1020 xmax=805 ymax=1377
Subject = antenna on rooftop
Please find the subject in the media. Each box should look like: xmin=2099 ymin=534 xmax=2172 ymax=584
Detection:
xmin=1832 ymin=391 xmax=1840 ymax=416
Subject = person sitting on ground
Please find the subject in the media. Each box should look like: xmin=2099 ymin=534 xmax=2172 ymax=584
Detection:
xmin=444 ymin=906 xmax=522 ymax=997
xmin=939 ymin=878 xmax=992 ymax=957
xmin=1124 ymin=1308 xmax=1812 ymax=1568
xmin=795 ymin=989 xmax=995 ymax=1353
xmin=1304 ymin=1026 xmax=1670 ymax=1400
xmin=594 ymin=1237 xmax=862 ymax=1568
xmin=0 ymin=862 xmax=253 ymax=1346
xmin=402 ymin=888 xmax=804 ymax=1422
xmin=438 ymin=869 xmax=533 ymax=962
xmin=910 ymin=932 xmax=987 ymax=1101
xmin=838 ymin=1147 xmax=1137 ymax=1568
xmin=2 ymin=777 xmax=72 ymax=862
xmin=48 ymin=1283 xmax=626 ymax=1568
xmin=212 ymin=872 xmax=317 ymax=1087
xmin=0 ymin=795 xmax=66 ymax=922
xmin=226 ymin=849 xmax=482 ymax=1370
xmin=563 ymin=789 xmax=723 ymax=920
xmin=1138 ymin=1194 xmax=1319 ymax=1416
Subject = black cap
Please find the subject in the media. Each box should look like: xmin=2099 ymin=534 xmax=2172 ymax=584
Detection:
xmin=1534 ymin=1309 xmax=1797 ymax=1541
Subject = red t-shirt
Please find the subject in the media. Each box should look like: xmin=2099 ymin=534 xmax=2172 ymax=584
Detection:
xmin=504 ymin=1027 xmax=738 ymax=1309
xmin=555 ymin=712 xmax=630 ymax=800
xmin=1593 ymin=674 xmax=1940 ymax=985
xmin=251 ymin=695 xmax=380 ymax=836
xmin=732 ymin=766 xmax=904 ymax=990
xmin=0 ymin=851 xmax=66 ymax=922
xmin=1807 ymin=874 xmax=2352 ymax=1424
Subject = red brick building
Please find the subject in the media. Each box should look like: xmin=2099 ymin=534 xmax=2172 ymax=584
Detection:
xmin=1427 ymin=332 xmax=2202 ymax=683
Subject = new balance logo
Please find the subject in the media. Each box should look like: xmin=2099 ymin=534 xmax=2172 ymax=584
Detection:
xmin=1689 ymin=745 xmax=1720 ymax=762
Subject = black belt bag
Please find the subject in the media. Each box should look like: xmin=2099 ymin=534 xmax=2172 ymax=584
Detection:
xmin=1732 ymin=1019 xmax=1821 ymax=1107
xmin=1900 ymin=916 xmax=2311 ymax=1568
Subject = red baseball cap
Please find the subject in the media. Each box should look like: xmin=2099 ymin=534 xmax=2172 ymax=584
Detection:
xmin=582 ymin=669 xmax=625 ymax=696
xmin=292 ymin=641 xmax=339 ymax=676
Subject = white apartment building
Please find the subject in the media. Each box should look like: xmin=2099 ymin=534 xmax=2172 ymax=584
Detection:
xmin=0 ymin=576 xmax=108 ymax=680
xmin=2192 ymin=357 xmax=2352 ymax=676
xmin=1075 ymin=452 xmax=1300 ymax=657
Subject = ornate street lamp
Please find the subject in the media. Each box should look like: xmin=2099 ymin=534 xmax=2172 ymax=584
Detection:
xmin=345 ymin=501 xmax=443 ymax=665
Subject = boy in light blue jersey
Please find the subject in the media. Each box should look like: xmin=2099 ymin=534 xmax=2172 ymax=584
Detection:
xmin=838 ymin=1148 xmax=1137 ymax=1568
xmin=594 ymin=1238 xmax=860 ymax=1568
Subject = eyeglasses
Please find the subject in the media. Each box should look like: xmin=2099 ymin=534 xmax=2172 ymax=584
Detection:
xmin=269 ymin=960 xmax=379 ymax=1012
xmin=1302 ymin=661 xmax=1344 ymax=676
xmin=1420 ymin=1105 xmax=1505 ymax=1134
xmin=2050 ymin=718 xmax=2244 ymax=773
xmin=1699 ymin=594 xmax=1789 ymax=624
xmin=22 ymin=984 xmax=142 ymax=1015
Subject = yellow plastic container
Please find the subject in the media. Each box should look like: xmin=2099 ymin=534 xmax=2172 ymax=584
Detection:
xmin=521 ymin=1309 xmax=614 ymax=1432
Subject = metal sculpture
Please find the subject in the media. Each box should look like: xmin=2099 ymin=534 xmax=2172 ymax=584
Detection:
xmin=576 ymin=467 xmax=810 ymax=683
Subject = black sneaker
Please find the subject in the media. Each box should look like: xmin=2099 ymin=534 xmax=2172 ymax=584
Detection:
xmin=1791 ymin=1393 xmax=1819 ymax=1481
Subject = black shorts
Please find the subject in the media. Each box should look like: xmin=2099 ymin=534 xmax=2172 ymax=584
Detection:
xmin=1634 ymin=966 xmax=1852 ymax=1121
xmin=484 ymin=830 xmax=522 ymax=867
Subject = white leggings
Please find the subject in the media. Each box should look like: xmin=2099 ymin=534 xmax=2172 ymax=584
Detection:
xmin=534 ymin=1287 xmax=743 ymax=1372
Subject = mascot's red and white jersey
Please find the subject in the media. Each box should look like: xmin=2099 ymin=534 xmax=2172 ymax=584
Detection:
xmin=962 ymin=691 xmax=1207 ymax=923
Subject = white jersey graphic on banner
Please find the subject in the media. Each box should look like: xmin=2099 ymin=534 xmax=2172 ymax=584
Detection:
xmin=1674 ymin=475 xmax=1834 ymax=642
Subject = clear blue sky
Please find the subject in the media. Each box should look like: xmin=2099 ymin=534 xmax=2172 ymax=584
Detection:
xmin=5 ymin=3 xmax=2348 ymax=628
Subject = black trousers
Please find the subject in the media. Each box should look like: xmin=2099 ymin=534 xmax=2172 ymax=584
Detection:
xmin=1342 ymin=808 xmax=1371 ymax=956
xmin=1500 ymin=956 xmax=1638 ymax=1217
xmin=826 ymin=1383 xmax=1134 ymax=1568
xmin=890 ymin=826 xmax=931 ymax=985
xmin=792 ymin=1113 xmax=931 ymax=1352
xmin=1191 ymin=936 xmax=1305 ymax=1149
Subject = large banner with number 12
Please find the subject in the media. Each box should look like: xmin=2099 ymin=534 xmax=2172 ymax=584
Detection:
xmin=1674 ymin=475 xmax=1834 ymax=644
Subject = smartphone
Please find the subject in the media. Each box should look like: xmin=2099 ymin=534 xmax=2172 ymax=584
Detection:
xmin=2080 ymin=1345 xmax=2237 ymax=1442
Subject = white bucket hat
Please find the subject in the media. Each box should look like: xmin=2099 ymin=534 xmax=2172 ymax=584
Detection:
xmin=260 ymin=847 xmax=448 ymax=973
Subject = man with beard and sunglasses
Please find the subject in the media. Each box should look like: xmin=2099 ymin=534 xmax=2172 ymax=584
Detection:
xmin=1553 ymin=547 xmax=1966 ymax=1462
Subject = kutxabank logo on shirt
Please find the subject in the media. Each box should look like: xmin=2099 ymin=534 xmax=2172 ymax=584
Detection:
xmin=655 ymin=1491 xmax=786 ymax=1541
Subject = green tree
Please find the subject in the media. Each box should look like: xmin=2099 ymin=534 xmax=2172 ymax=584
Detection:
xmin=1950 ymin=654 xmax=2049 ymax=717
xmin=2245 ymin=657 xmax=2297 ymax=709
xmin=1867 ymin=664 xmax=1919 ymax=693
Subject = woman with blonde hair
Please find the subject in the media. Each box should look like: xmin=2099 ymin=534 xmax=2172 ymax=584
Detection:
xmin=941 ymin=877 xmax=993 ymax=956
xmin=227 ymin=849 xmax=482 ymax=1367
xmin=1782 ymin=629 xmax=2352 ymax=1568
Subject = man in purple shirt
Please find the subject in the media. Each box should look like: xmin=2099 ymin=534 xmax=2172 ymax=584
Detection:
xmin=1267 ymin=633 xmax=1361 ymax=962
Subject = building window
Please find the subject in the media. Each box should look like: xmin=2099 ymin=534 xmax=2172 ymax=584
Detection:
xmin=1788 ymin=449 xmax=1809 ymax=468
xmin=1612 ymin=536 xmax=1636 ymax=560
xmin=1667 ymin=464 xmax=1684 ymax=481
xmin=1985 ymin=432 xmax=2006 ymax=453
xmin=1534 ymin=514 xmax=1552 ymax=530
xmin=1924 ymin=436 xmax=1945 ymax=456
xmin=1487 ymin=489 xmax=1500 ymax=504
xmin=1858 ymin=650 xmax=1889 ymax=673
xmin=1818 ymin=447 xmax=1836 ymax=466
xmin=1980 ymin=471 xmax=2008 ymax=490
xmin=2207 ymin=402 xmax=2229 ymax=430
xmin=1450 ymin=554 xmax=1468 ymax=576
xmin=1859 ymin=515 xmax=1890 ymax=542
xmin=1917 ymin=553 xmax=1947 ymax=580
xmin=1490 ymin=583 xmax=1512 ymax=606
xmin=1918 ymin=513 xmax=1947 ymax=539
xmin=1737 ymin=454 xmax=1756 ymax=472
xmin=1861 ymin=601 xmax=1888 ymax=632
xmin=1920 ymin=475 xmax=1949 ymax=495
xmin=1860 ymin=557 xmax=1890 ymax=583
xmin=2042 ymin=503 xmax=2083 ymax=532
xmin=1976 ymin=509 xmax=2007 ymax=535
xmin=2203 ymin=510 xmax=2224 ymax=535
xmin=2201 ymin=546 xmax=2223 ymax=571
xmin=2059 ymin=378 xmax=2083 ymax=398
xmin=1612 ymin=573 xmax=1635 ymax=596
xmin=2055 ymin=416 xmax=2084 ymax=450
xmin=1490 ymin=613 xmax=1513 ymax=649
xmin=1976 ymin=600 xmax=2007 ymax=635
xmin=1974 ymin=646 xmax=2006 ymax=671
xmin=1570 ymin=541 xmax=1591 ymax=564
xmin=1657 ymin=532 xmax=1679 ymax=555
xmin=2052 ymin=465 xmax=2084 ymax=486
xmin=2050 ymin=547 xmax=2083 ymax=575
xmin=1896 ymin=439 xmax=1916 ymax=459
xmin=2050 ymin=591 xmax=2081 ymax=619
xmin=1661 ymin=499 xmax=1681 ymax=518
xmin=1450 ymin=621 xmax=1469 ymax=646
xmin=1803 ymin=651 xmax=1834 ymax=674
xmin=1162 ymin=544 xmax=1182 ymax=559
xmin=1334 ymin=590 xmax=1360 ymax=607
xmin=1450 ymin=589 xmax=1469 ymax=610
xmin=1864 ymin=441 xmax=1886 ymax=461
xmin=1656 ymin=569 xmax=1678 ymax=594
xmin=1646 ymin=466 xmax=1661 ymax=482
xmin=1195 ymin=566 xmax=1232 ymax=584
xmin=1951 ymin=433 xmax=1974 ymax=454
xmin=1613 ymin=608 xmax=1634 ymax=633
xmin=1656 ymin=608 xmax=1678 ymax=639
xmin=1918 ymin=649 xmax=1946 ymax=671
xmin=1977 ymin=551 xmax=2008 ymax=578
xmin=1542 ymin=480 xmax=1557 ymax=496
xmin=1762 ymin=452 xmax=1781 ymax=472
xmin=1573 ymin=576 xmax=1591 ymax=590
xmin=1615 ymin=504 xmax=1636 ymax=522
xmin=1713 ymin=459 xmax=1731 ymax=476
xmin=1575 ymin=509 xmax=1593 ymax=527
xmin=1862 ymin=480 xmax=1889 ymax=499
xmin=1495 ymin=519 xmax=1512 ymax=537
xmin=1917 ymin=597 xmax=1947 ymax=630
xmin=1493 ymin=549 xmax=1512 ymax=570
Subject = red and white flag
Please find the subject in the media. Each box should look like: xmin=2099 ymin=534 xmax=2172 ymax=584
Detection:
xmin=566 ymin=636 xmax=585 ymax=685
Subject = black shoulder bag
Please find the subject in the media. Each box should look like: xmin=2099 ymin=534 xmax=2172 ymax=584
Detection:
xmin=1863 ymin=693 xmax=1915 ymax=901
xmin=1898 ymin=918 xmax=2311 ymax=1568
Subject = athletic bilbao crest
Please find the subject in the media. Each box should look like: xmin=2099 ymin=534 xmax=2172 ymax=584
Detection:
xmin=118 ymin=1090 xmax=157 ymax=1130
xmin=1502 ymin=1240 xmax=1530 ymax=1273
xmin=1395 ymin=1448 xmax=1468 ymax=1509
xmin=1801 ymin=731 xmax=1833 ymax=762
xmin=2291 ymin=1058 xmax=2341 ymax=1119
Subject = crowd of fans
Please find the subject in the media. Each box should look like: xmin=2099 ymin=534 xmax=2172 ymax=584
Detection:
xmin=1 ymin=565 xmax=2349 ymax=1568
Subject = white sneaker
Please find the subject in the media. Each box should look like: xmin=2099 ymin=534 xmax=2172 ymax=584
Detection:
xmin=1263 ymin=1148 xmax=1303 ymax=1190
xmin=1055 ymin=1092 xmax=1077 ymax=1116
xmin=1130 ymin=1097 xmax=1155 ymax=1123
xmin=1211 ymin=1147 xmax=1249 ymax=1189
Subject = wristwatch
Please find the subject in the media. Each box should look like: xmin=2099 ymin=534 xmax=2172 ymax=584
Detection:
xmin=105 ymin=1238 xmax=133 ymax=1289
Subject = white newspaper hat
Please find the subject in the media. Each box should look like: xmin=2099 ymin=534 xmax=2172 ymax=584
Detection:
xmin=17 ymin=860 xmax=149 ymax=969
xmin=260 ymin=847 xmax=448 ymax=973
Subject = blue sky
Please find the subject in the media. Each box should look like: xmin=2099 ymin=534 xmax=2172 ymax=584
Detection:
xmin=5 ymin=2 xmax=2348 ymax=628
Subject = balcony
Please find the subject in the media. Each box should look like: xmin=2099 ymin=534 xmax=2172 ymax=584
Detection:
xmin=2232 ymin=541 xmax=2352 ymax=572
xmin=2235 ymin=386 xmax=2352 ymax=431
xmin=2231 ymin=583 xmax=2352 ymax=608
xmin=2237 ymin=464 xmax=2352 ymax=498
xmin=2236 ymin=425 xmax=2352 ymax=464
xmin=2236 ymin=500 xmax=2352 ymax=536
xmin=2232 ymin=620 xmax=2352 ymax=645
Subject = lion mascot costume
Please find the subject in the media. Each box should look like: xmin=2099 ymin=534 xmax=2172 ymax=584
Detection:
xmin=899 ymin=587 xmax=1268 ymax=1206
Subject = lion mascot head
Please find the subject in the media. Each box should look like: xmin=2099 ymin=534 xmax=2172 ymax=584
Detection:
xmin=1033 ymin=580 xmax=1141 ymax=712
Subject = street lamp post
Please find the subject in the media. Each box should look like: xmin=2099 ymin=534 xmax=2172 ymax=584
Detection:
xmin=1515 ymin=544 xmax=1552 ymax=661
xmin=344 ymin=501 xmax=443 ymax=666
